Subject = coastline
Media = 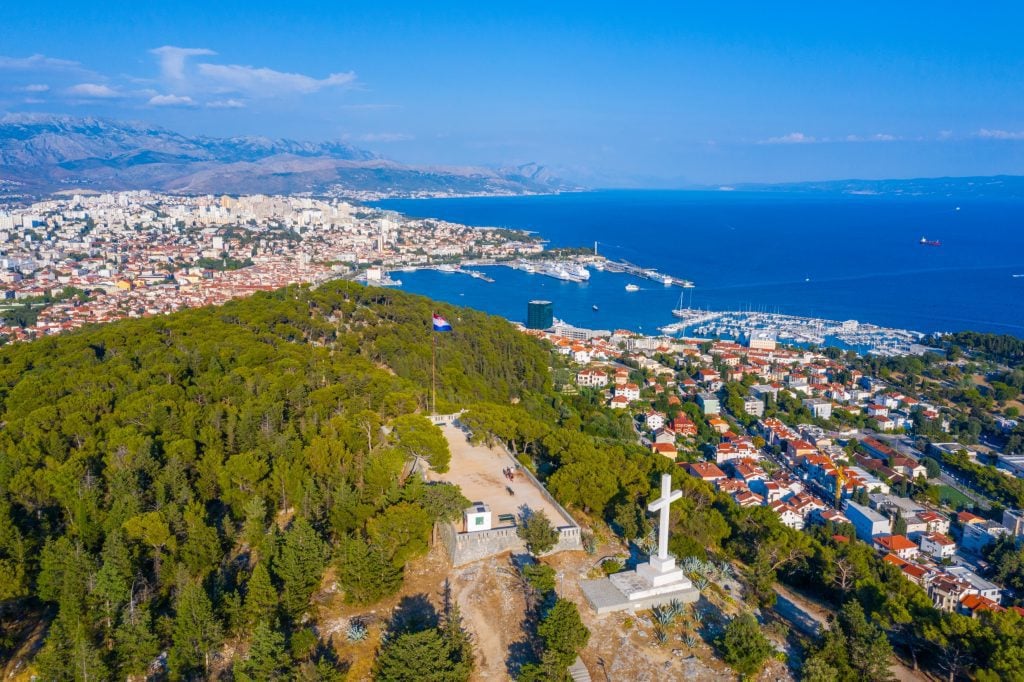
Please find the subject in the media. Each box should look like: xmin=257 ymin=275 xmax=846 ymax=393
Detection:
xmin=376 ymin=190 xmax=1024 ymax=340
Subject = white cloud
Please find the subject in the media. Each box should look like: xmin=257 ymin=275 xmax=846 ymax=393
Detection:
xmin=148 ymin=93 xmax=197 ymax=107
xmin=66 ymin=83 xmax=122 ymax=98
xmin=207 ymin=98 xmax=246 ymax=109
xmin=149 ymin=46 xmax=216 ymax=81
xmin=197 ymin=63 xmax=356 ymax=96
xmin=976 ymin=128 xmax=1024 ymax=141
xmin=845 ymin=133 xmax=898 ymax=142
xmin=0 ymin=54 xmax=81 ymax=71
xmin=20 ymin=83 xmax=50 ymax=92
xmin=760 ymin=132 xmax=815 ymax=144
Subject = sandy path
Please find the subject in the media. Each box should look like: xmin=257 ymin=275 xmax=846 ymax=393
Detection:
xmin=451 ymin=556 xmax=527 ymax=681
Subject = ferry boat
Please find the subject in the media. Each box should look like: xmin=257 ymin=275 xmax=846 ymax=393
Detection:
xmin=436 ymin=264 xmax=458 ymax=273
xmin=625 ymin=283 xmax=640 ymax=292
xmin=565 ymin=263 xmax=591 ymax=280
xmin=531 ymin=262 xmax=585 ymax=282
xmin=919 ymin=237 xmax=941 ymax=247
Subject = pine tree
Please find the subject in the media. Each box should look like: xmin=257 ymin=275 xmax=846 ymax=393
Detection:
xmin=892 ymin=510 xmax=908 ymax=536
xmin=272 ymin=517 xmax=327 ymax=619
xmin=113 ymin=604 xmax=160 ymax=680
xmin=373 ymin=628 xmax=457 ymax=682
xmin=838 ymin=601 xmax=894 ymax=681
xmin=336 ymin=535 xmax=403 ymax=605
xmin=440 ymin=591 xmax=473 ymax=681
xmin=169 ymin=581 xmax=223 ymax=680
xmin=91 ymin=530 xmax=132 ymax=638
xmin=517 ymin=511 xmax=560 ymax=556
xmin=717 ymin=613 xmax=774 ymax=677
xmin=35 ymin=612 xmax=109 ymax=682
xmin=536 ymin=599 xmax=590 ymax=669
xmin=233 ymin=620 xmax=292 ymax=681
xmin=241 ymin=496 xmax=269 ymax=549
xmin=244 ymin=562 xmax=279 ymax=627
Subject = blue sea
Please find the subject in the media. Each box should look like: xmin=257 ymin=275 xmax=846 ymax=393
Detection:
xmin=377 ymin=191 xmax=1024 ymax=337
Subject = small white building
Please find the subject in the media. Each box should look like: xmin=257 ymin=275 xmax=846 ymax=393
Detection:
xmin=616 ymin=383 xmax=641 ymax=401
xmin=576 ymin=368 xmax=609 ymax=388
xmin=769 ymin=501 xmax=804 ymax=530
xmin=645 ymin=411 xmax=666 ymax=431
xmin=742 ymin=396 xmax=765 ymax=417
xmin=802 ymin=398 xmax=833 ymax=420
xmin=920 ymin=532 xmax=957 ymax=561
xmin=464 ymin=502 xmax=492 ymax=532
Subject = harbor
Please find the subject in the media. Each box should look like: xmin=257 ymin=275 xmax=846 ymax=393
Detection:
xmin=600 ymin=259 xmax=695 ymax=287
xmin=660 ymin=308 xmax=924 ymax=355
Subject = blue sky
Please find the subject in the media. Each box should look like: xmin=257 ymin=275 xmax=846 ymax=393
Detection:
xmin=2 ymin=1 xmax=1023 ymax=185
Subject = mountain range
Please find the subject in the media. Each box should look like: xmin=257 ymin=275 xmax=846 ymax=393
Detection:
xmin=0 ymin=114 xmax=577 ymax=199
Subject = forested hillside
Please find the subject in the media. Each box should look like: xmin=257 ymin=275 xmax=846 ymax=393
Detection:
xmin=0 ymin=281 xmax=548 ymax=679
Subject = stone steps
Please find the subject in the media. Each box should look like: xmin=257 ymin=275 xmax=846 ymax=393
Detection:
xmin=568 ymin=657 xmax=592 ymax=682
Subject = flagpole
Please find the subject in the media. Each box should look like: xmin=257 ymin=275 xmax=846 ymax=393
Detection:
xmin=431 ymin=317 xmax=437 ymax=415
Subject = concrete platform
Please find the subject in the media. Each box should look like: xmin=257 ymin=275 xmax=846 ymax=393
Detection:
xmin=581 ymin=573 xmax=700 ymax=615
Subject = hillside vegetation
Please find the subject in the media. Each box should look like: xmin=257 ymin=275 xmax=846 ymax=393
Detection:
xmin=0 ymin=281 xmax=547 ymax=679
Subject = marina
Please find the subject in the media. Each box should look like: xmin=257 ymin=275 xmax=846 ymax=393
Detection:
xmin=660 ymin=308 xmax=924 ymax=355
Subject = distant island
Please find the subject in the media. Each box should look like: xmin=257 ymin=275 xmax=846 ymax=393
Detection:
xmin=720 ymin=174 xmax=1024 ymax=198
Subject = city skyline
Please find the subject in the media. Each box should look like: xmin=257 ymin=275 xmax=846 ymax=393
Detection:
xmin=2 ymin=2 xmax=1023 ymax=185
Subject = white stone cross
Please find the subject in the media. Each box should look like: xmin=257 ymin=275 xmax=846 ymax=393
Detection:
xmin=648 ymin=473 xmax=682 ymax=561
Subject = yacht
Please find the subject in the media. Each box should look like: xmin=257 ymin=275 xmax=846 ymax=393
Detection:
xmin=671 ymin=291 xmax=687 ymax=318
xmin=436 ymin=264 xmax=458 ymax=273
xmin=625 ymin=283 xmax=640 ymax=292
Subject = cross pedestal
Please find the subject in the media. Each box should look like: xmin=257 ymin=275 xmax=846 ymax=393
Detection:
xmin=636 ymin=554 xmax=685 ymax=587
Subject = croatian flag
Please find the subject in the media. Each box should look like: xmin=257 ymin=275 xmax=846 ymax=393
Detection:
xmin=432 ymin=314 xmax=453 ymax=332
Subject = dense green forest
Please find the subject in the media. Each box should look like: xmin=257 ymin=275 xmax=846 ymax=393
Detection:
xmin=0 ymin=280 xmax=549 ymax=679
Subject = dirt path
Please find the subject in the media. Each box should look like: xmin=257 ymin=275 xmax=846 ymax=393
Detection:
xmin=450 ymin=556 xmax=527 ymax=680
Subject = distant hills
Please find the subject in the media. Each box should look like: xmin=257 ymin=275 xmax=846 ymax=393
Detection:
xmin=724 ymin=175 xmax=1024 ymax=198
xmin=0 ymin=114 xmax=577 ymax=199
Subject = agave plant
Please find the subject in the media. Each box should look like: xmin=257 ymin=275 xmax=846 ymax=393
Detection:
xmin=346 ymin=621 xmax=368 ymax=642
xmin=692 ymin=575 xmax=710 ymax=591
xmin=683 ymin=633 xmax=699 ymax=648
xmin=637 ymin=530 xmax=658 ymax=555
xmin=691 ymin=609 xmax=705 ymax=627
xmin=654 ymin=627 xmax=669 ymax=645
xmin=652 ymin=605 xmax=675 ymax=628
